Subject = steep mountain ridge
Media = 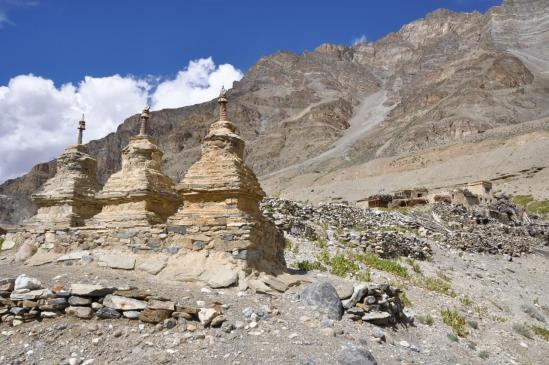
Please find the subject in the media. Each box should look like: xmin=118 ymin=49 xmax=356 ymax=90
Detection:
xmin=1 ymin=0 xmax=548 ymax=224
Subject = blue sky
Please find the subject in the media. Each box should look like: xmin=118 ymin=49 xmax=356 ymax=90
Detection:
xmin=1 ymin=0 xmax=502 ymax=85
xmin=0 ymin=0 xmax=502 ymax=182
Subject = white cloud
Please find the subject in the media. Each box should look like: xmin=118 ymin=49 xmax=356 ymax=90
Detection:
xmin=151 ymin=57 xmax=243 ymax=110
xmin=0 ymin=58 xmax=243 ymax=182
xmin=352 ymin=34 xmax=368 ymax=46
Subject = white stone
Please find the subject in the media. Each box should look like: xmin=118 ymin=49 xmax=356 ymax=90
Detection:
xmin=206 ymin=268 xmax=238 ymax=289
xmin=137 ymin=256 xmax=167 ymax=275
xmin=198 ymin=308 xmax=219 ymax=326
xmin=14 ymin=274 xmax=42 ymax=290
xmin=103 ymin=295 xmax=147 ymax=311
xmin=57 ymin=251 xmax=90 ymax=262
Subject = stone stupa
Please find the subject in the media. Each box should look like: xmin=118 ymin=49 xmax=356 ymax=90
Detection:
xmin=88 ymin=107 xmax=180 ymax=228
xmin=166 ymin=87 xmax=285 ymax=276
xmin=26 ymin=115 xmax=101 ymax=228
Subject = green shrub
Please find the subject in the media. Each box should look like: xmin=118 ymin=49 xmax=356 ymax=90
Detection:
xmin=531 ymin=325 xmax=549 ymax=341
xmin=330 ymin=254 xmax=359 ymax=277
xmin=479 ymin=351 xmax=490 ymax=360
xmin=399 ymin=291 xmax=412 ymax=307
xmin=459 ymin=296 xmax=473 ymax=307
xmin=405 ymin=258 xmax=421 ymax=274
xmin=512 ymin=322 xmax=533 ymax=339
xmin=356 ymin=271 xmax=371 ymax=282
xmin=284 ymin=238 xmax=292 ymax=250
xmin=447 ymin=333 xmax=459 ymax=342
xmin=355 ymin=253 xmax=409 ymax=279
xmin=417 ymin=277 xmax=456 ymax=297
xmin=417 ymin=314 xmax=434 ymax=326
xmin=467 ymin=320 xmax=479 ymax=329
xmin=316 ymin=237 xmax=327 ymax=249
xmin=511 ymin=195 xmax=535 ymax=206
xmin=522 ymin=304 xmax=546 ymax=323
xmin=0 ymin=238 xmax=3 ymax=250
xmin=296 ymin=260 xmax=325 ymax=272
xmin=441 ymin=308 xmax=468 ymax=337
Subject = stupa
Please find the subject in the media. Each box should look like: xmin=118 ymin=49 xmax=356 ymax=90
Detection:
xmin=88 ymin=107 xmax=180 ymax=227
xmin=167 ymin=87 xmax=285 ymax=273
xmin=26 ymin=115 xmax=101 ymax=228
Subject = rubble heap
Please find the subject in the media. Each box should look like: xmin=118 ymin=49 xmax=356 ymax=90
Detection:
xmin=262 ymin=197 xmax=547 ymax=258
xmin=262 ymin=198 xmax=432 ymax=259
xmin=0 ymin=274 xmax=226 ymax=329
xmin=167 ymin=88 xmax=285 ymax=275
xmin=26 ymin=116 xmax=101 ymax=228
xmin=88 ymin=107 xmax=180 ymax=227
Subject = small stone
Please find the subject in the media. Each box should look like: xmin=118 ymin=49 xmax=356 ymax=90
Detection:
xmin=139 ymin=309 xmax=171 ymax=324
xmin=399 ymin=340 xmax=410 ymax=348
xmin=123 ymin=311 xmax=140 ymax=319
xmin=40 ymin=311 xmax=59 ymax=318
xmin=221 ymin=321 xmax=234 ymax=333
xmin=96 ymin=307 xmax=121 ymax=319
xmin=198 ymin=308 xmax=220 ymax=326
xmin=321 ymin=328 xmax=336 ymax=337
xmin=65 ymin=306 xmax=93 ymax=319
xmin=262 ymin=276 xmax=289 ymax=293
xmin=14 ymin=274 xmax=42 ymax=290
xmin=136 ymin=257 xmax=167 ymax=275
xmin=91 ymin=302 xmax=103 ymax=310
xmin=163 ymin=318 xmax=177 ymax=329
xmin=14 ymin=242 xmax=37 ymax=262
xmin=0 ymin=278 xmax=15 ymax=292
xmin=334 ymin=282 xmax=354 ymax=300
xmin=68 ymin=296 xmax=92 ymax=306
xmin=362 ymin=312 xmax=391 ymax=325
xmin=211 ymin=315 xmax=227 ymax=328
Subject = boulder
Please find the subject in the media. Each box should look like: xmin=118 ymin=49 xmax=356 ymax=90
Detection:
xmin=136 ymin=257 xmax=167 ymax=275
xmin=15 ymin=242 xmax=37 ymax=262
xmin=337 ymin=344 xmax=377 ymax=365
xmin=301 ymin=281 xmax=343 ymax=320
xmin=206 ymin=268 xmax=238 ymax=289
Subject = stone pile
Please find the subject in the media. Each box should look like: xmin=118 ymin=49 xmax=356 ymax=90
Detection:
xmin=300 ymin=281 xmax=410 ymax=327
xmin=0 ymin=274 xmax=225 ymax=329
xmin=432 ymin=202 xmax=544 ymax=255
xmin=262 ymin=198 xmax=432 ymax=259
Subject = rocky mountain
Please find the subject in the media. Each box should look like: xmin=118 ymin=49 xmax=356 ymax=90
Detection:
xmin=1 ymin=0 xmax=548 ymax=225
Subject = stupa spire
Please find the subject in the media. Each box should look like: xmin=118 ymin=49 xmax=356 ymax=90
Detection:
xmin=139 ymin=106 xmax=150 ymax=136
xmin=77 ymin=114 xmax=86 ymax=145
xmin=218 ymin=86 xmax=228 ymax=121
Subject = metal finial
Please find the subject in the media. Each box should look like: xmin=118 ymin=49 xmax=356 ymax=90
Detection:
xmin=77 ymin=114 xmax=86 ymax=145
xmin=139 ymin=106 xmax=150 ymax=136
xmin=218 ymin=87 xmax=228 ymax=121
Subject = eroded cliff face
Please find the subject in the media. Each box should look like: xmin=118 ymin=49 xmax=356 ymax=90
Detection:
xmin=1 ymin=0 xmax=548 ymax=224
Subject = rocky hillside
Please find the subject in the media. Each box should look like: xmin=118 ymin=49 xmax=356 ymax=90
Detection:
xmin=1 ymin=0 xmax=549 ymax=224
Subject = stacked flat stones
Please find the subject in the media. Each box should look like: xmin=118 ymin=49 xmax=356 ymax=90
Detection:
xmin=168 ymin=88 xmax=285 ymax=272
xmin=0 ymin=275 xmax=224 ymax=328
xmin=26 ymin=144 xmax=101 ymax=228
xmin=88 ymin=108 xmax=180 ymax=227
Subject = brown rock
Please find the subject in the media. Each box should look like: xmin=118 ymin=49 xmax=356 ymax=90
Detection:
xmin=138 ymin=308 xmax=171 ymax=324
